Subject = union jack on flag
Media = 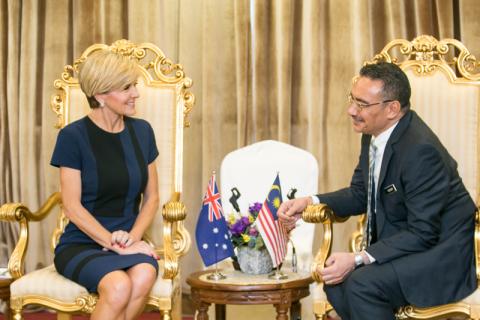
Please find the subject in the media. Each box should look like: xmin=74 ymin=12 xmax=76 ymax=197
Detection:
xmin=203 ymin=175 xmax=224 ymax=221
xmin=256 ymin=173 xmax=288 ymax=267
xmin=195 ymin=173 xmax=234 ymax=267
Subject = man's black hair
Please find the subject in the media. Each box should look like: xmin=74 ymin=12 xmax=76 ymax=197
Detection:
xmin=359 ymin=62 xmax=411 ymax=110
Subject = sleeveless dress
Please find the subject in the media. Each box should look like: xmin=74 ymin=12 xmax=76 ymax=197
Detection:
xmin=50 ymin=116 xmax=159 ymax=293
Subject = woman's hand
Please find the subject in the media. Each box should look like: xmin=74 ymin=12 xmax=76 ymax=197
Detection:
xmin=113 ymin=240 xmax=159 ymax=259
xmin=111 ymin=230 xmax=135 ymax=248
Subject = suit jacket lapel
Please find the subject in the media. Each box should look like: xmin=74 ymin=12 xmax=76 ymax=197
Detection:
xmin=378 ymin=110 xmax=413 ymax=189
xmin=376 ymin=110 xmax=413 ymax=237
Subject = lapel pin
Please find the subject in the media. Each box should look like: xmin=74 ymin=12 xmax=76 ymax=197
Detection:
xmin=384 ymin=184 xmax=397 ymax=194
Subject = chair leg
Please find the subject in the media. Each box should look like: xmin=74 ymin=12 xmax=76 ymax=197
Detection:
xmin=160 ymin=309 xmax=172 ymax=320
xmin=57 ymin=312 xmax=72 ymax=320
xmin=313 ymin=301 xmax=330 ymax=320
xmin=314 ymin=312 xmax=327 ymax=320
xmin=10 ymin=298 xmax=23 ymax=320
xmin=11 ymin=309 xmax=22 ymax=320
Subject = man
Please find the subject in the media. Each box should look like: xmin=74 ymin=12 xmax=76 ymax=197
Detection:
xmin=278 ymin=62 xmax=476 ymax=320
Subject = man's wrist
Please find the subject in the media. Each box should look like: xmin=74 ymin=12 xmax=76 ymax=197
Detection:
xmin=354 ymin=253 xmax=364 ymax=267
xmin=361 ymin=250 xmax=372 ymax=264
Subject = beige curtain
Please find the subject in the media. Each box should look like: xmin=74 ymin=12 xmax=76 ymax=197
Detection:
xmin=1 ymin=0 xmax=480 ymax=292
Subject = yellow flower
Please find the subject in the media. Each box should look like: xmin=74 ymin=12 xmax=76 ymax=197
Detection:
xmin=228 ymin=214 xmax=236 ymax=224
xmin=242 ymin=234 xmax=251 ymax=243
xmin=248 ymin=215 xmax=255 ymax=223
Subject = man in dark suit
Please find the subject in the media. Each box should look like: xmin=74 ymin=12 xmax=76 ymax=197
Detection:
xmin=278 ymin=62 xmax=477 ymax=320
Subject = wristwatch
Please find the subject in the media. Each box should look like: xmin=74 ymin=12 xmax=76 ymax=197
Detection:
xmin=354 ymin=253 xmax=364 ymax=267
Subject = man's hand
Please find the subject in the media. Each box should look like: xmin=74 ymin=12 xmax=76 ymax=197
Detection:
xmin=320 ymin=252 xmax=356 ymax=285
xmin=278 ymin=196 xmax=312 ymax=231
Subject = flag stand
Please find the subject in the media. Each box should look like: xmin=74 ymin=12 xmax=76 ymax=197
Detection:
xmin=206 ymin=263 xmax=226 ymax=280
xmin=268 ymin=264 xmax=288 ymax=280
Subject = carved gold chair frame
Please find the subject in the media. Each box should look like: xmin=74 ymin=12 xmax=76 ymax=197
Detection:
xmin=0 ymin=39 xmax=194 ymax=320
xmin=303 ymin=35 xmax=480 ymax=320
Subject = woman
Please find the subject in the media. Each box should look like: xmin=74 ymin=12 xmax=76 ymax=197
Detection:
xmin=51 ymin=49 xmax=160 ymax=320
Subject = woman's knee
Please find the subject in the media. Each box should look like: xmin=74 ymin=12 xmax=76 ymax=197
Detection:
xmin=128 ymin=263 xmax=157 ymax=296
xmin=98 ymin=271 xmax=133 ymax=307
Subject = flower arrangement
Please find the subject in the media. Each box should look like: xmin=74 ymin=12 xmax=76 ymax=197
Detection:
xmin=227 ymin=202 xmax=265 ymax=250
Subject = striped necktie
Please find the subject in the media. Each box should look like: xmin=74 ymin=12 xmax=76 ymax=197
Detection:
xmin=363 ymin=139 xmax=378 ymax=248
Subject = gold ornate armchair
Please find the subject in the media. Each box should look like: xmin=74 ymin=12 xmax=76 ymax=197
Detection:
xmin=304 ymin=35 xmax=480 ymax=320
xmin=0 ymin=40 xmax=193 ymax=320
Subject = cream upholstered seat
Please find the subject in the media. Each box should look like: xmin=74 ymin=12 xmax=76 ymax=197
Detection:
xmin=220 ymin=139 xmax=318 ymax=319
xmin=0 ymin=40 xmax=193 ymax=320
xmin=303 ymin=35 xmax=480 ymax=320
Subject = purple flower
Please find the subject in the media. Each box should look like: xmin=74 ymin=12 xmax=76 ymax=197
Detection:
xmin=249 ymin=202 xmax=263 ymax=214
xmin=240 ymin=216 xmax=250 ymax=226
xmin=248 ymin=227 xmax=258 ymax=236
xmin=230 ymin=220 xmax=245 ymax=235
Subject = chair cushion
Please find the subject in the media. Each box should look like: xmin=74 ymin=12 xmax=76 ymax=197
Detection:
xmin=11 ymin=265 xmax=88 ymax=302
xmin=11 ymin=262 xmax=174 ymax=303
xmin=460 ymin=287 xmax=480 ymax=304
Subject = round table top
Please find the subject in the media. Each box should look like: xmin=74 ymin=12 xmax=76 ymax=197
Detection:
xmin=187 ymin=269 xmax=313 ymax=292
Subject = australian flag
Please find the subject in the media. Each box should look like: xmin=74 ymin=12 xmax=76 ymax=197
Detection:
xmin=195 ymin=174 xmax=235 ymax=267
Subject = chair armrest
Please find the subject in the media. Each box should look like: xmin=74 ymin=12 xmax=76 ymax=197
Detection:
xmin=0 ymin=192 xmax=61 ymax=279
xmin=302 ymin=204 xmax=348 ymax=282
xmin=161 ymin=192 xmax=191 ymax=279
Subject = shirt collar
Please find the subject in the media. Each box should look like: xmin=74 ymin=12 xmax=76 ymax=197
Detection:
xmin=372 ymin=122 xmax=399 ymax=149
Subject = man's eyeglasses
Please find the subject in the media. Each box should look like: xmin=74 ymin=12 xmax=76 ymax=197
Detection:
xmin=348 ymin=93 xmax=394 ymax=111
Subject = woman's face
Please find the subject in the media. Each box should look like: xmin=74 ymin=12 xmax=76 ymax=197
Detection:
xmin=100 ymin=83 xmax=139 ymax=116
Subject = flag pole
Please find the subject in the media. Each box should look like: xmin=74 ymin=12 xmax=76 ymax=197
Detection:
xmin=207 ymin=262 xmax=226 ymax=280
xmin=269 ymin=172 xmax=288 ymax=280
xmin=206 ymin=235 xmax=226 ymax=280
xmin=206 ymin=171 xmax=228 ymax=281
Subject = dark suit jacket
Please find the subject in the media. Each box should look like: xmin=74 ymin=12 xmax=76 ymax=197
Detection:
xmin=318 ymin=110 xmax=476 ymax=307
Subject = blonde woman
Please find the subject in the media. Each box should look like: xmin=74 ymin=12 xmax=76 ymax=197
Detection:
xmin=51 ymin=50 xmax=159 ymax=320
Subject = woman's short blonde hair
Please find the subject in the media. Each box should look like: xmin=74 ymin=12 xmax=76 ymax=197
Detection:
xmin=78 ymin=50 xmax=140 ymax=108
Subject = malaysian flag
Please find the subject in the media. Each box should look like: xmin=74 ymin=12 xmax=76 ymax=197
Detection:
xmin=195 ymin=174 xmax=234 ymax=267
xmin=256 ymin=174 xmax=288 ymax=267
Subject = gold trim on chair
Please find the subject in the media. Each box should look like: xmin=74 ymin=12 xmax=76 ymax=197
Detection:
xmin=367 ymin=35 xmax=480 ymax=84
xmin=162 ymin=193 xmax=191 ymax=280
xmin=0 ymin=192 xmax=61 ymax=279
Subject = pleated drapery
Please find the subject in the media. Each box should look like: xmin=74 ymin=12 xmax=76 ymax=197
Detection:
xmin=1 ymin=0 xmax=480 ymax=292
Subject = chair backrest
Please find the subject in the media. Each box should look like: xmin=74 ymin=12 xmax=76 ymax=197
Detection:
xmin=367 ymin=35 xmax=480 ymax=204
xmin=50 ymin=40 xmax=194 ymax=248
xmin=220 ymin=140 xmax=319 ymax=271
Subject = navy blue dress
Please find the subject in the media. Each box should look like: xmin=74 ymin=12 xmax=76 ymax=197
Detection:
xmin=51 ymin=116 xmax=159 ymax=293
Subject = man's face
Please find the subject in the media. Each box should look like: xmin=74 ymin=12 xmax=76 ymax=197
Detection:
xmin=347 ymin=77 xmax=393 ymax=137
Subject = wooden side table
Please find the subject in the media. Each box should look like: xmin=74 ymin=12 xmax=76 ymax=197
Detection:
xmin=0 ymin=277 xmax=13 ymax=320
xmin=187 ymin=270 xmax=313 ymax=320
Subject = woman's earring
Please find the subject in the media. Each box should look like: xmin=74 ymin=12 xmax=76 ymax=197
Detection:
xmin=99 ymin=100 xmax=105 ymax=107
